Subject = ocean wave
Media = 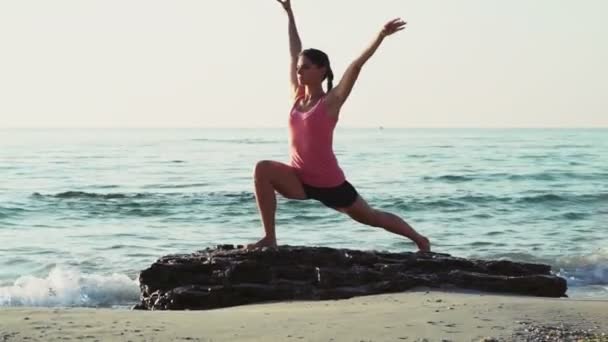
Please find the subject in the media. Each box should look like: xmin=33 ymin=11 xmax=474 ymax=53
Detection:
xmin=508 ymin=172 xmax=608 ymax=181
xmin=551 ymin=144 xmax=594 ymax=148
xmin=515 ymin=192 xmax=608 ymax=206
xmin=422 ymin=175 xmax=474 ymax=182
xmin=33 ymin=191 xmax=147 ymax=200
xmin=476 ymin=249 xmax=608 ymax=288
xmin=0 ymin=267 xmax=139 ymax=307
xmin=555 ymin=248 xmax=608 ymax=287
xmin=561 ymin=212 xmax=590 ymax=220
xmin=0 ymin=206 xmax=27 ymax=219
xmin=141 ymin=183 xmax=209 ymax=189
xmin=518 ymin=194 xmax=565 ymax=203
xmin=27 ymin=190 xmax=256 ymax=218
xmin=32 ymin=190 xmax=253 ymax=203
xmin=423 ymin=172 xmax=608 ymax=183
xmin=24 ymin=190 xmax=608 ymax=219
xmin=391 ymin=192 xmax=587 ymax=211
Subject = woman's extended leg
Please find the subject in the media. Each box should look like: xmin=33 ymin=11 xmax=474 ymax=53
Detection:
xmin=248 ymin=160 xmax=307 ymax=249
xmin=336 ymin=196 xmax=431 ymax=252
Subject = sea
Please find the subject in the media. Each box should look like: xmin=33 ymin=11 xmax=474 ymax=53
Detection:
xmin=0 ymin=127 xmax=606 ymax=308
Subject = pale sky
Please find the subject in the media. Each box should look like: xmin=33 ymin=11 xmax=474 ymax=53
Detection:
xmin=1 ymin=0 xmax=606 ymax=128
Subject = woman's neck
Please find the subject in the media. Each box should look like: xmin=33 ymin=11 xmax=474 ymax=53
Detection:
xmin=304 ymin=85 xmax=325 ymax=101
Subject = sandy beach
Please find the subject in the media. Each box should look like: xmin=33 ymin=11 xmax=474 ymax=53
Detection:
xmin=1 ymin=290 xmax=606 ymax=342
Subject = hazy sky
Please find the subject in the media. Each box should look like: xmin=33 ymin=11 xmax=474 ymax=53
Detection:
xmin=1 ymin=0 xmax=606 ymax=128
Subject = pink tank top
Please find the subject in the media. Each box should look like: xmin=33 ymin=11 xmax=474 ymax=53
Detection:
xmin=288 ymin=95 xmax=346 ymax=187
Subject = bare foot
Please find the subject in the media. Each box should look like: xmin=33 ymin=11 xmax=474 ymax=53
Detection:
xmin=246 ymin=236 xmax=278 ymax=250
xmin=416 ymin=235 xmax=431 ymax=252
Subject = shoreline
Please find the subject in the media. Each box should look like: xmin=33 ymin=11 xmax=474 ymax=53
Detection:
xmin=2 ymin=289 xmax=607 ymax=341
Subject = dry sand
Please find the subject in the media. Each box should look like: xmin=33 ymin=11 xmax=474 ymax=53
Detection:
xmin=1 ymin=290 xmax=607 ymax=342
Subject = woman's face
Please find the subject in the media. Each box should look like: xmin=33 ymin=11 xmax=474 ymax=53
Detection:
xmin=296 ymin=55 xmax=326 ymax=86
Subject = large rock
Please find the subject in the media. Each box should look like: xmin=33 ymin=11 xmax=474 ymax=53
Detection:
xmin=134 ymin=245 xmax=567 ymax=310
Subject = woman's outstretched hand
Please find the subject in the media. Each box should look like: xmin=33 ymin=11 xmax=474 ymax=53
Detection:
xmin=380 ymin=18 xmax=407 ymax=38
xmin=276 ymin=0 xmax=292 ymax=12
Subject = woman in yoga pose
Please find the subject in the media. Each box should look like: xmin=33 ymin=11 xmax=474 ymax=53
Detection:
xmin=249 ymin=0 xmax=430 ymax=252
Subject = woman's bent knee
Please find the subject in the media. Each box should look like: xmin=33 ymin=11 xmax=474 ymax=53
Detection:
xmin=252 ymin=160 xmax=306 ymax=200
xmin=253 ymin=160 xmax=273 ymax=180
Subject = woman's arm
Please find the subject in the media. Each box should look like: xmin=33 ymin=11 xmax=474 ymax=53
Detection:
xmin=327 ymin=18 xmax=406 ymax=113
xmin=276 ymin=0 xmax=303 ymax=96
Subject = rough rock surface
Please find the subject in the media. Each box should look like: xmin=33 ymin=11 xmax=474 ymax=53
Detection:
xmin=134 ymin=245 xmax=567 ymax=310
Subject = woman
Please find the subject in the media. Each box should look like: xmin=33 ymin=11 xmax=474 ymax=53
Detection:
xmin=249 ymin=0 xmax=430 ymax=252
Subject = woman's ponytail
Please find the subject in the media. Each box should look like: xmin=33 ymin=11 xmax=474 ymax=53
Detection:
xmin=327 ymin=68 xmax=334 ymax=91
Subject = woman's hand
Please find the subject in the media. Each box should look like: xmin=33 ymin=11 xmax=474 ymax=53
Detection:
xmin=380 ymin=18 xmax=407 ymax=38
xmin=276 ymin=0 xmax=292 ymax=12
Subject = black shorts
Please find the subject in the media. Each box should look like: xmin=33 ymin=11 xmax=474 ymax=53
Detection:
xmin=302 ymin=181 xmax=359 ymax=209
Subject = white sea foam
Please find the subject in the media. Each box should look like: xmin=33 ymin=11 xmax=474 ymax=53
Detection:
xmin=555 ymin=247 xmax=608 ymax=286
xmin=0 ymin=267 xmax=139 ymax=307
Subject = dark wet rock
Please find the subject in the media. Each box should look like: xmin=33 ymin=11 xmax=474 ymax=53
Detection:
xmin=134 ymin=244 xmax=567 ymax=310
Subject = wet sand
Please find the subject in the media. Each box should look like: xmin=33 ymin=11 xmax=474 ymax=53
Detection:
xmin=1 ymin=290 xmax=607 ymax=341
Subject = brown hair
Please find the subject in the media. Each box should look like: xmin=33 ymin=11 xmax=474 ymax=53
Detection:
xmin=300 ymin=48 xmax=334 ymax=91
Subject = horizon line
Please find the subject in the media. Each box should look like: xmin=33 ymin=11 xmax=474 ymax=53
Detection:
xmin=1 ymin=126 xmax=607 ymax=130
